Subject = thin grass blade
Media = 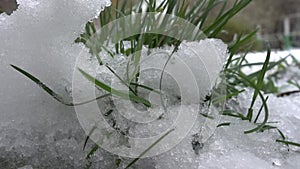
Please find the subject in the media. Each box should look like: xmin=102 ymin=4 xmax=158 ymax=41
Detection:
xmin=125 ymin=128 xmax=175 ymax=169
xmin=78 ymin=68 xmax=151 ymax=107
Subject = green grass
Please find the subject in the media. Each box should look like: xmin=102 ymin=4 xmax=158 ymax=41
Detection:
xmin=76 ymin=0 xmax=252 ymax=58
xmin=78 ymin=68 xmax=152 ymax=107
xmin=10 ymin=64 xmax=111 ymax=106
xmin=125 ymin=128 xmax=175 ymax=169
xmin=288 ymin=79 xmax=300 ymax=90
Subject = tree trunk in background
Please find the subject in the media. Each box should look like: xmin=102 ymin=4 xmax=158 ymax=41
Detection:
xmin=0 ymin=0 xmax=18 ymax=15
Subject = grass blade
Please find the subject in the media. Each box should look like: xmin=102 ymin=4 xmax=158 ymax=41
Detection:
xmin=254 ymin=96 xmax=269 ymax=123
xmin=86 ymin=144 xmax=99 ymax=159
xmin=130 ymin=82 xmax=161 ymax=94
xmin=276 ymin=140 xmax=300 ymax=147
xmin=11 ymin=64 xmax=111 ymax=106
xmin=10 ymin=64 xmax=64 ymax=102
xmin=83 ymin=126 xmax=97 ymax=150
xmin=227 ymin=70 xmax=270 ymax=133
xmin=217 ymin=122 xmax=231 ymax=128
xmin=246 ymin=47 xmax=271 ymax=121
xmin=125 ymin=128 xmax=175 ymax=169
xmin=105 ymin=64 xmax=137 ymax=95
xmin=78 ymin=68 xmax=151 ymax=107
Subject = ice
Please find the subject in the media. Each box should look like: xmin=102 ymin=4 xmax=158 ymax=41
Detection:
xmin=133 ymin=52 xmax=299 ymax=169
xmin=74 ymin=39 xmax=226 ymax=106
xmin=150 ymin=113 xmax=300 ymax=169
xmin=138 ymin=39 xmax=227 ymax=103
xmin=0 ymin=0 xmax=112 ymax=168
xmin=232 ymin=82 xmax=300 ymax=146
xmin=17 ymin=165 xmax=33 ymax=169
xmin=1 ymin=0 xmax=300 ymax=168
xmin=72 ymin=38 xmax=227 ymax=159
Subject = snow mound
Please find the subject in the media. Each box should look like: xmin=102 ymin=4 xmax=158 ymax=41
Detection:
xmin=0 ymin=0 xmax=112 ymax=168
xmin=72 ymin=38 xmax=227 ymax=158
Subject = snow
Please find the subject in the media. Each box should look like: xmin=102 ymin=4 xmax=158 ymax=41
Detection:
xmin=0 ymin=0 xmax=113 ymax=168
xmin=72 ymin=38 xmax=227 ymax=158
xmin=0 ymin=0 xmax=300 ymax=169
xmin=239 ymin=49 xmax=300 ymax=74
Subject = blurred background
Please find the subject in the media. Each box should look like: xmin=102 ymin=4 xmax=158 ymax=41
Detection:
xmin=1 ymin=0 xmax=300 ymax=51
xmin=225 ymin=0 xmax=300 ymax=50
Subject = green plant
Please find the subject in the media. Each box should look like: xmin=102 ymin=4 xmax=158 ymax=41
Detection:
xmin=223 ymin=39 xmax=300 ymax=147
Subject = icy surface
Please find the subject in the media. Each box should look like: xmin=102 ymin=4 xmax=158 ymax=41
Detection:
xmin=0 ymin=0 xmax=113 ymax=168
xmin=150 ymin=89 xmax=300 ymax=169
xmin=72 ymin=38 xmax=227 ymax=158
xmin=1 ymin=0 xmax=300 ymax=169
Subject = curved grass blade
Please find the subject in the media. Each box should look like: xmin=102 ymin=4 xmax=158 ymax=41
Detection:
xmin=222 ymin=110 xmax=248 ymax=120
xmin=200 ymin=113 xmax=214 ymax=120
xmin=227 ymin=70 xmax=269 ymax=134
xmin=83 ymin=126 xmax=97 ymax=151
xmin=276 ymin=129 xmax=286 ymax=140
xmin=217 ymin=122 xmax=231 ymax=128
xmin=245 ymin=92 xmax=268 ymax=134
xmin=288 ymin=80 xmax=300 ymax=90
xmin=71 ymin=94 xmax=111 ymax=106
xmin=247 ymin=47 xmax=271 ymax=121
xmin=125 ymin=128 xmax=175 ymax=169
xmin=159 ymin=45 xmax=179 ymax=112
xmin=205 ymin=0 xmax=252 ymax=37
xmin=258 ymin=125 xmax=277 ymax=132
xmin=10 ymin=64 xmax=110 ymax=106
xmin=78 ymin=68 xmax=151 ymax=107
xmin=11 ymin=64 xmax=64 ymax=102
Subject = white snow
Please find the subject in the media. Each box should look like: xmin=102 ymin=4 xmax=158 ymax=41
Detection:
xmin=0 ymin=0 xmax=300 ymax=169
xmin=238 ymin=49 xmax=300 ymax=74
xmin=0 ymin=0 xmax=112 ymax=168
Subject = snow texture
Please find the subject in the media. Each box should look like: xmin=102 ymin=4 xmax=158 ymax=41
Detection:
xmin=0 ymin=0 xmax=113 ymax=168
xmin=0 ymin=0 xmax=300 ymax=169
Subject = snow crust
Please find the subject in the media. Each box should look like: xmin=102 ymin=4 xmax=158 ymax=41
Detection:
xmin=0 ymin=0 xmax=112 ymax=168
xmin=0 ymin=0 xmax=299 ymax=169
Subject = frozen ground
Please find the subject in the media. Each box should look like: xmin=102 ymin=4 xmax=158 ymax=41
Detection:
xmin=1 ymin=0 xmax=300 ymax=169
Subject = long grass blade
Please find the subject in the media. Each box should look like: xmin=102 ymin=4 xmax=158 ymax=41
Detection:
xmin=246 ymin=47 xmax=271 ymax=121
xmin=105 ymin=64 xmax=137 ymax=95
xmin=78 ymin=68 xmax=151 ymax=107
xmin=276 ymin=140 xmax=300 ymax=147
xmin=10 ymin=64 xmax=111 ymax=106
xmin=125 ymin=128 xmax=175 ymax=168
xmin=11 ymin=64 xmax=64 ymax=102
xmin=226 ymin=70 xmax=270 ymax=133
